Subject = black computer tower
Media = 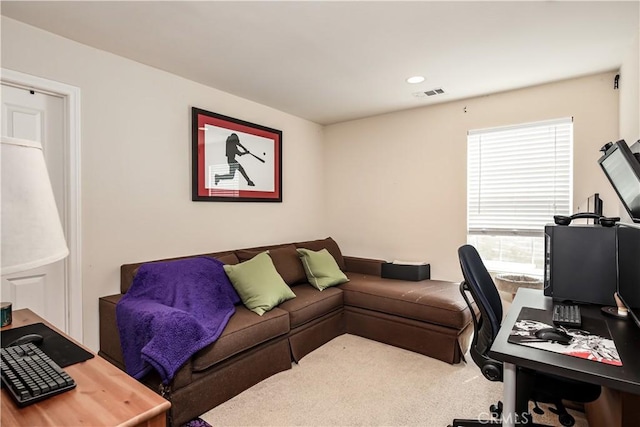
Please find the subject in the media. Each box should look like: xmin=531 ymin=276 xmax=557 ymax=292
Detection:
xmin=617 ymin=224 xmax=640 ymax=328
xmin=544 ymin=224 xmax=617 ymax=305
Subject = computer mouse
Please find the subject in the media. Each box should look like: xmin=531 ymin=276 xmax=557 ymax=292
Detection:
xmin=7 ymin=333 xmax=44 ymax=347
xmin=535 ymin=328 xmax=572 ymax=345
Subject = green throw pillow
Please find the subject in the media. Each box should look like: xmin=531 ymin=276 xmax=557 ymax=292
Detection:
xmin=223 ymin=251 xmax=296 ymax=315
xmin=297 ymin=248 xmax=349 ymax=291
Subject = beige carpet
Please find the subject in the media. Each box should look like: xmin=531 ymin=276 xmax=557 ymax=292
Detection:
xmin=202 ymin=334 xmax=588 ymax=426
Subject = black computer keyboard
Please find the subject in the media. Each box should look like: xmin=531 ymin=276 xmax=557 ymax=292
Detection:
xmin=1 ymin=343 xmax=76 ymax=407
xmin=552 ymin=303 xmax=582 ymax=328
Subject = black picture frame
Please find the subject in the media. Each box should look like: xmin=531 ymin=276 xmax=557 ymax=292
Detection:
xmin=192 ymin=107 xmax=282 ymax=202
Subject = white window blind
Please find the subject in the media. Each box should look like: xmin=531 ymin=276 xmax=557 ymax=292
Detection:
xmin=467 ymin=117 xmax=573 ymax=236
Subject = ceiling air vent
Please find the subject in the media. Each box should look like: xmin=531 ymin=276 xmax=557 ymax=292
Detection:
xmin=425 ymin=88 xmax=445 ymax=96
xmin=413 ymin=88 xmax=446 ymax=98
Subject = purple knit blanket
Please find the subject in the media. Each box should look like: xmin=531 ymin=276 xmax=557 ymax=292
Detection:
xmin=116 ymin=257 xmax=240 ymax=384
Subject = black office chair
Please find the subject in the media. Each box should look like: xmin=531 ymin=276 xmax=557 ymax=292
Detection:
xmin=452 ymin=244 xmax=601 ymax=427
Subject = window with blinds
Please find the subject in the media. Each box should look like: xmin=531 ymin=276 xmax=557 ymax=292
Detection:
xmin=467 ymin=117 xmax=573 ymax=275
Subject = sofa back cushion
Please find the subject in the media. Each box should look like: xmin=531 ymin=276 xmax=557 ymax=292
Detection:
xmin=236 ymin=245 xmax=306 ymax=286
xmin=120 ymin=251 xmax=239 ymax=294
xmin=295 ymin=237 xmax=346 ymax=271
xmin=119 ymin=238 xmax=344 ymax=294
xmin=215 ymin=253 xmax=240 ymax=266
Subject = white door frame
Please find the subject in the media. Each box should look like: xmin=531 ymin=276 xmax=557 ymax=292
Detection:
xmin=1 ymin=68 xmax=83 ymax=342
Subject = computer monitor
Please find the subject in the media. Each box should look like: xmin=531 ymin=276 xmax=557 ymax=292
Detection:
xmin=617 ymin=224 xmax=640 ymax=329
xmin=598 ymin=140 xmax=640 ymax=223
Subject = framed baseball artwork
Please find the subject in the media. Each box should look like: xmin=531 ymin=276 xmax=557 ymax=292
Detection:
xmin=192 ymin=107 xmax=282 ymax=202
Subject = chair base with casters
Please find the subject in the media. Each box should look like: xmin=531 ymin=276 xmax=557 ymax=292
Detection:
xmin=449 ymin=420 xmax=549 ymax=427
xmin=449 ymin=396 xmax=554 ymax=426
xmin=449 ymin=369 xmax=583 ymax=426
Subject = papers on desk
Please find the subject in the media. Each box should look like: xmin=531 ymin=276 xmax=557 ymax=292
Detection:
xmin=508 ymin=308 xmax=622 ymax=366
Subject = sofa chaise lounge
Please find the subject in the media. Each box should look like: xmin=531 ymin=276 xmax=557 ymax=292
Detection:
xmin=99 ymin=237 xmax=477 ymax=426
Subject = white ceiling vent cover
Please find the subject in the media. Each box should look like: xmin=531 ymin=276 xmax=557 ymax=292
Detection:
xmin=413 ymin=88 xmax=446 ymax=98
xmin=424 ymin=88 xmax=445 ymax=96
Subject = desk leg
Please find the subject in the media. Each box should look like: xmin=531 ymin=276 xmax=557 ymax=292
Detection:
xmin=502 ymin=362 xmax=517 ymax=427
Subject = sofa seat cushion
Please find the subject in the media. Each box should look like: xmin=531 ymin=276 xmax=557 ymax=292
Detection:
xmin=340 ymin=274 xmax=472 ymax=330
xmin=277 ymin=284 xmax=343 ymax=328
xmin=192 ymin=306 xmax=289 ymax=372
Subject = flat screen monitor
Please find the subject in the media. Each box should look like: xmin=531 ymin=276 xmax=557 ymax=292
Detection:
xmin=617 ymin=224 xmax=640 ymax=329
xmin=598 ymin=140 xmax=640 ymax=223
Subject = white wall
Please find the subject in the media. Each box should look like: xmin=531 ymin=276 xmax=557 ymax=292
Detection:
xmin=617 ymin=28 xmax=640 ymax=224
xmin=324 ymin=72 xmax=620 ymax=282
xmin=619 ymin=28 xmax=640 ymax=143
xmin=1 ymin=17 xmax=326 ymax=351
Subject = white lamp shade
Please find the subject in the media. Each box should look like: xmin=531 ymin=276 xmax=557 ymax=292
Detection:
xmin=1 ymin=136 xmax=69 ymax=275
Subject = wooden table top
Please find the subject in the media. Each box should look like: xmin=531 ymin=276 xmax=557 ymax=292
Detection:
xmin=1 ymin=309 xmax=170 ymax=426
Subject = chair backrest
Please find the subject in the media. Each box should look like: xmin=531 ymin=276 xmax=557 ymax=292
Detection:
xmin=458 ymin=245 xmax=503 ymax=360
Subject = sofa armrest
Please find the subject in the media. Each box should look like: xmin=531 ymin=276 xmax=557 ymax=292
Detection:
xmin=343 ymin=256 xmax=384 ymax=276
xmin=99 ymin=294 xmax=125 ymax=369
xmin=99 ymin=293 xmax=195 ymax=389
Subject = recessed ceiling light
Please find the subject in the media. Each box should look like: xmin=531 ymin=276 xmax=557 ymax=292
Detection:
xmin=406 ymin=76 xmax=425 ymax=84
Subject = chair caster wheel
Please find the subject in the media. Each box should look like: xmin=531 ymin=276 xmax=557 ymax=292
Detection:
xmin=559 ymin=413 xmax=575 ymax=426
xmin=490 ymin=401 xmax=503 ymax=418
xmin=532 ymin=402 xmax=544 ymax=415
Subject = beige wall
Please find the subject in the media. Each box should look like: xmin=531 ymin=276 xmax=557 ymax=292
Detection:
xmin=619 ymin=28 xmax=640 ymax=143
xmin=617 ymin=28 xmax=640 ymax=224
xmin=324 ymin=72 xmax=620 ymax=282
xmin=1 ymin=17 xmax=326 ymax=351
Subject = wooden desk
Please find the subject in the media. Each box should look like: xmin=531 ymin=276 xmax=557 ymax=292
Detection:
xmin=1 ymin=309 xmax=170 ymax=426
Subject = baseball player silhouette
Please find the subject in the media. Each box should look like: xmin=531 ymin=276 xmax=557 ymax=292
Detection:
xmin=214 ymin=133 xmax=255 ymax=186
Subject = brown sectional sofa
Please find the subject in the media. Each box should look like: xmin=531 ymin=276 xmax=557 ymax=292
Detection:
xmin=99 ymin=238 xmax=476 ymax=426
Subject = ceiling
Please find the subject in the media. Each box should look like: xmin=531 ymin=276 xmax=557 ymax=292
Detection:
xmin=2 ymin=1 xmax=638 ymax=125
